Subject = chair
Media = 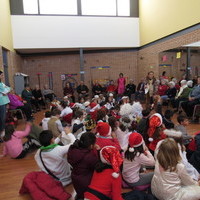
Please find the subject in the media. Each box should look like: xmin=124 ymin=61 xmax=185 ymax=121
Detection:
xmin=9 ymin=109 xmax=26 ymax=120
xmin=192 ymin=104 xmax=200 ymax=121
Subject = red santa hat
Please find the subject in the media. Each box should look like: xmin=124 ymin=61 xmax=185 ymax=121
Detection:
xmin=128 ymin=132 xmax=144 ymax=152
xmin=100 ymin=146 xmax=123 ymax=178
xmin=69 ymin=103 xmax=76 ymax=108
xmin=148 ymin=113 xmax=162 ymax=142
xmin=90 ymin=102 xmax=97 ymax=109
xmin=96 ymin=122 xmax=112 ymax=137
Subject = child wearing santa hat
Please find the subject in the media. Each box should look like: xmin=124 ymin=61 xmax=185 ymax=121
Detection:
xmin=84 ymin=146 xmax=124 ymax=200
xmin=95 ymin=122 xmax=121 ymax=151
xmin=147 ymin=113 xmax=166 ymax=154
xmin=122 ymin=132 xmax=155 ymax=187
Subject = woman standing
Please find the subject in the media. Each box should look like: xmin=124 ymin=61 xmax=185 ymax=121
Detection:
xmin=0 ymin=70 xmax=10 ymax=137
xmin=117 ymin=73 xmax=126 ymax=96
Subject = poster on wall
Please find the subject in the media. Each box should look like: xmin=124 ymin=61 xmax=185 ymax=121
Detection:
xmin=61 ymin=74 xmax=65 ymax=81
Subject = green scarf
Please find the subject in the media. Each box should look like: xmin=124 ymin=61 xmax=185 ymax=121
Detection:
xmin=40 ymin=144 xmax=58 ymax=150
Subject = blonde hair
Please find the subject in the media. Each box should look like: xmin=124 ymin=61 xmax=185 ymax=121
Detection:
xmin=157 ymin=138 xmax=181 ymax=172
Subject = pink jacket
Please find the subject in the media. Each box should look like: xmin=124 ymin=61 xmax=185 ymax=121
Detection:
xmin=3 ymin=124 xmax=31 ymax=158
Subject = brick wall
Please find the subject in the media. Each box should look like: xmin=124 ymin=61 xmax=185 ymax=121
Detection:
xmin=22 ymin=51 xmax=138 ymax=97
xmin=138 ymin=29 xmax=200 ymax=80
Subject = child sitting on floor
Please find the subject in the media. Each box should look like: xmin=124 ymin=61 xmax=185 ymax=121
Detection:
xmin=122 ymin=132 xmax=155 ymax=187
xmin=151 ymin=138 xmax=200 ymax=200
xmin=3 ymin=122 xmax=38 ymax=159
xmin=175 ymin=115 xmax=193 ymax=145
xmin=34 ymin=128 xmax=74 ymax=186
xmin=48 ymin=108 xmax=63 ymax=138
xmin=41 ymin=111 xmax=51 ymax=130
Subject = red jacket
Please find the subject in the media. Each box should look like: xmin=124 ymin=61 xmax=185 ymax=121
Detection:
xmin=157 ymin=85 xmax=169 ymax=96
xmin=84 ymin=168 xmax=124 ymax=200
xmin=19 ymin=171 xmax=71 ymax=200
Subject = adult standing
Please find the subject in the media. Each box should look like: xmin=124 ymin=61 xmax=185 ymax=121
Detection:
xmin=117 ymin=73 xmax=126 ymax=95
xmin=0 ymin=70 xmax=10 ymax=137
xmin=145 ymin=71 xmax=156 ymax=105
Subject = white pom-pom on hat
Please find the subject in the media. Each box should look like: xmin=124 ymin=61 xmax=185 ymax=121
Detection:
xmin=112 ymin=172 xmax=119 ymax=178
xmin=148 ymin=138 xmax=154 ymax=142
xmin=129 ymin=147 xmax=134 ymax=152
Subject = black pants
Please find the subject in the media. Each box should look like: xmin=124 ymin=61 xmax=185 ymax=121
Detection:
xmin=181 ymin=99 xmax=200 ymax=117
xmin=17 ymin=103 xmax=32 ymax=120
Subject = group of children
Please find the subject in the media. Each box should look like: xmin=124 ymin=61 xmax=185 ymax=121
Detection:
xmin=2 ymin=91 xmax=200 ymax=200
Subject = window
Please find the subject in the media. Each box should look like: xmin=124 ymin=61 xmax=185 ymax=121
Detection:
xmin=117 ymin=0 xmax=130 ymax=16
xmin=39 ymin=0 xmax=77 ymax=15
xmin=81 ymin=0 xmax=116 ymax=16
xmin=23 ymin=0 xmax=38 ymax=14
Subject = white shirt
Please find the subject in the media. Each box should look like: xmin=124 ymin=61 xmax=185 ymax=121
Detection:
xmin=35 ymin=134 xmax=74 ymax=186
xmin=42 ymin=117 xmax=50 ymax=130
xmin=60 ymin=106 xmax=73 ymax=117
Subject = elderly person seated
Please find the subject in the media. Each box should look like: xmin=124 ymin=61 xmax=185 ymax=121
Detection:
xmin=32 ymin=85 xmax=46 ymax=110
xmin=42 ymin=84 xmax=55 ymax=102
xmin=181 ymin=76 xmax=200 ymax=119
xmin=171 ymin=80 xmax=192 ymax=111
xmin=8 ymin=89 xmax=33 ymax=120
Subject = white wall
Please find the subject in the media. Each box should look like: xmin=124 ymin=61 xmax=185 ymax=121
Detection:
xmin=11 ymin=15 xmax=139 ymax=49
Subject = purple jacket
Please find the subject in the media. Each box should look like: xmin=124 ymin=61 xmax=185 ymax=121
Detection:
xmin=67 ymin=145 xmax=98 ymax=199
xmin=8 ymin=93 xmax=24 ymax=110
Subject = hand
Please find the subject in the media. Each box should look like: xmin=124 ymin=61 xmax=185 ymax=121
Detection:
xmin=64 ymin=126 xmax=71 ymax=134
xmin=94 ymin=144 xmax=101 ymax=150
xmin=111 ymin=131 xmax=117 ymax=139
xmin=189 ymin=97 xmax=195 ymax=101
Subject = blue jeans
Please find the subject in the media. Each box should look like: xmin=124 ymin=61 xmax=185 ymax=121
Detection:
xmin=0 ymin=104 xmax=7 ymax=132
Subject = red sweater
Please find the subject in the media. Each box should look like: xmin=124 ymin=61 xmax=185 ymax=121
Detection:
xmin=157 ymin=85 xmax=169 ymax=96
xmin=84 ymin=169 xmax=124 ymax=200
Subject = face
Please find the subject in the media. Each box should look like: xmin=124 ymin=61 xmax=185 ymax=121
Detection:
xmin=148 ymin=72 xmax=154 ymax=79
xmin=35 ymin=85 xmax=39 ymax=90
xmin=66 ymin=83 xmax=70 ymax=87
xmin=0 ymin=73 xmax=3 ymax=79
xmin=110 ymin=80 xmax=114 ymax=85
xmin=119 ymin=73 xmax=123 ymax=78
xmin=80 ymin=81 xmax=84 ymax=85
xmin=182 ymin=119 xmax=189 ymax=126
xmin=129 ymin=80 xmax=133 ymax=84
xmin=197 ymin=77 xmax=200 ymax=85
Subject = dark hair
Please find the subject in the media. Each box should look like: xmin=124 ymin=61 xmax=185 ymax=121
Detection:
xmin=119 ymin=73 xmax=123 ymax=77
xmin=148 ymin=71 xmax=154 ymax=75
xmin=45 ymin=111 xmax=52 ymax=118
xmin=3 ymin=124 xmax=15 ymax=141
xmin=177 ymin=115 xmax=188 ymax=124
xmin=162 ymin=71 xmax=166 ymax=76
xmin=74 ymin=110 xmax=83 ymax=119
xmin=73 ymin=132 xmax=96 ymax=149
xmin=39 ymin=130 xmax=53 ymax=146
xmin=119 ymin=117 xmax=132 ymax=132
xmin=108 ymin=116 xmax=117 ymax=131
xmin=96 ymin=109 xmax=106 ymax=122
xmin=51 ymin=108 xmax=61 ymax=116
xmin=142 ymin=108 xmax=151 ymax=117
xmin=95 ymin=161 xmax=112 ymax=173
xmin=61 ymin=101 xmax=68 ymax=109
xmin=153 ymin=126 xmax=163 ymax=140
xmin=0 ymin=70 xmax=3 ymax=75
xmin=164 ymin=109 xmax=174 ymax=120
xmin=125 ymin=144 xmax=144 ymax=161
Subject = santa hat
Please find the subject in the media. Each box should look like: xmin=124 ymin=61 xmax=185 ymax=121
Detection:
xmin=63 ymin=96 xmax=68 ymax=99
xmin=100 ymin=146 xmax=123 ymax=178
xmin=69 ymin=103 xmax=76 ymax=108
xmin=109 ymin=93 xmax=114 ymax=97
xmin=121 ymin=96 xmax=128 ymax=100
xmin=90 ymin=102 xmax=97 ymax=109
xmin=164 ymin=129 xmax=182 ymax=138
xmin=94 ymin=95 xmax=99 ymax=99
xmin=148 ymin=113 xmax=163 ymax=142
xmin=96 ymin=122 xmax=111 ymax=137
xmin=128 ymin=132 xmax=144 ymax=152
xmin=83 ymin=101 xmax=90 ymax=107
